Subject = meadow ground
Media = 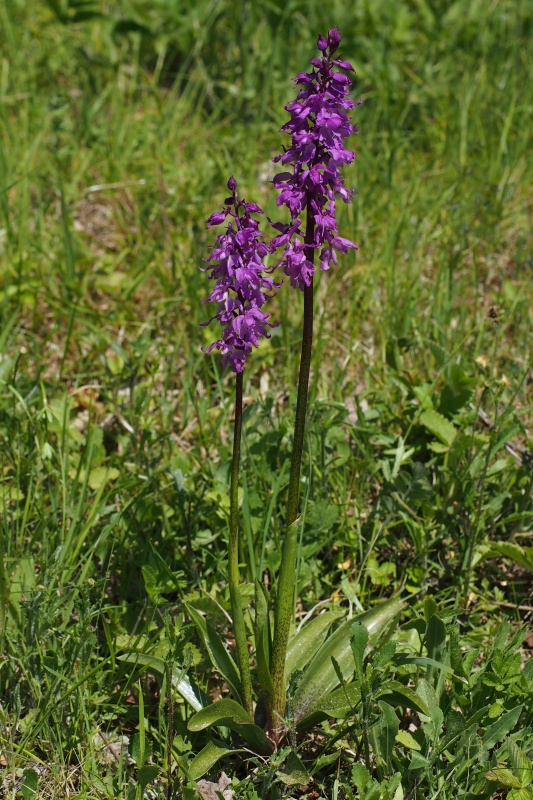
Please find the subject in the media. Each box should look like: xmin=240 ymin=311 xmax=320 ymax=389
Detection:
xmin=0 ymin=1 xmax=532 ymax=797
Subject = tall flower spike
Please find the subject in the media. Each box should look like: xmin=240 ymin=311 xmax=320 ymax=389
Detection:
xmin=272 ymin=27 xmax=360 ymax=289
xmin=200 ymin=177 xmax=278 ymax=373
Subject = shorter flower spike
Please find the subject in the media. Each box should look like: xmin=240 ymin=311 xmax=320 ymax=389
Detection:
xmin=200 ymin=177 xmax=278 ymax=373
xmin=273 ymin=26 xmax=360 ymax=289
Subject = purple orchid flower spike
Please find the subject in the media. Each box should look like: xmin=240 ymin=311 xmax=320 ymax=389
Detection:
xmin=272 ymin=26 xmax=360 ymax=289
xmin=200 ymin=177 xmax=279 ymax=373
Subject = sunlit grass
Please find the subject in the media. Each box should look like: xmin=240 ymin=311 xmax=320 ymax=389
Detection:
xmin=0 ymin=0 xmax=531 ymax=796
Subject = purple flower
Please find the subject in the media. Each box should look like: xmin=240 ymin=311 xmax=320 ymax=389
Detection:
xmin=273 ymin=27 xmax=360 ymax=289
xmin=200 ymin=177 xmax=278 ymax=373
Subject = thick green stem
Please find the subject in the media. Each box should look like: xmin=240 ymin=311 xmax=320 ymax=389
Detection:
xmin=229 ymin=370 xmax=254 ymax=717
xmin=269 ymin=211 xmax=315 ymax=743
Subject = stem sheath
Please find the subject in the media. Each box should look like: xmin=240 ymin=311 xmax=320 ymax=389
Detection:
xmin=229 ymin=370 xmax=254 ymax=717
xmin=269 ymin=210 xmax=315 ymax=742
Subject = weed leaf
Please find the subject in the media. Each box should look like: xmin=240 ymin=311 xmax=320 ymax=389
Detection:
xmin=483 ymin=706 xmax=523 ymax=750
xmin=188 ymin=739 xmax=240 ymax=781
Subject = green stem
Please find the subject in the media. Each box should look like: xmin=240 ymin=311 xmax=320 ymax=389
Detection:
xmin=269 ymin=210 xmax=315 ymax=742
xmin=229 ymin=370 xmax=254 ymax=717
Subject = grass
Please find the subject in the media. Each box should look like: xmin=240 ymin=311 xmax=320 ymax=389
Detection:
xmin=0 ymin=0 xmax=532 ymax=797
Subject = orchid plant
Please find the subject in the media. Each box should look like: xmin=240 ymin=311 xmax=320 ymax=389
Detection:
xmin=146 ymin=28 xmax=404 ymax=777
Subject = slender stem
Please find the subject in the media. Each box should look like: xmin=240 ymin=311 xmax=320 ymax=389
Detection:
xmin=269 ymin=210 xmax=315 ymax=742
xmin=229 ymin=370 xmax=254 ymax=717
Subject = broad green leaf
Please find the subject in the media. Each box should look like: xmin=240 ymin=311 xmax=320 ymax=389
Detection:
xmin=188 ymin=697 xmax=252 ymax=730
xmin=130 ymin=731 xmax=152 ymax=767
xmin=423 ymin=597 xmax=438 ymax=622
xmin=419 ymin=409 xmax=456 ymax=446
xmin=285 ymin=609 xmax=342 ymax=682
xmin=508 ymin=789 xmax=533 ymax=800
xmin=377 ymin=681 xmax=430 ymax=716
xmin=426 ymin=705 xmax=444 ymax=744
xmin=137 ymin=765 xmax=159 ymax=791
xmin=396 ymin=730 xmax=422 ymax=751
xmin=188 ymin=698 xmax=272 ymax=755
xmin=484 ymin=542 xmax=533 ymax=572
xmin=351 ymin=620 xmax=369 ymax=683
xmin=312 ymin=751 xmax=341 ymax=773
xmin=188 ymin=739 xmax=238 ymax=781
xmin=117 ymin=653 xmax=206 ymax=712
xmin=351 ymin=763 xmax=371 ymax=793
xmin=425 ymin=615 xmax=447 ymax=686
xmin=448 ymin=627 xmax=467 ymax=680
xmin=88 ymin=466 xmax=120 ymax=490
xmin=293 ymin=598 xmax=404 ymax=724
xmin=483 ymin=706 xmax=523 ymax=750
xmin=393 ymin=780 xmax=404 ymax=800
xmin=508 ymin=739 xmax=533 ymax=787
xmin=298 ymin=682 xmax=361 ymax=728
xmin=485 ymin=768 xmax=522 ymax=789
xmin=19 ymin=769 xmax=39 ymax=800
xmin=375 ymin=701 xmax=399 ymax=766
xmin=277 ymin=750 xmax=310 ymax=787
xmin=186 ymin=604 xmax=242 ymax=703
xmin=187 ymin=697 xmax=253 ymax=731
xmin=409 ymin=752 xmax=430 ymax=770
xmin=394 ymin=655 xmax=456 ymax=676
xmin=415 ymin=679 xmax=439 ymax=720
xmin=441 ymin=709 xmax=465 ymax=749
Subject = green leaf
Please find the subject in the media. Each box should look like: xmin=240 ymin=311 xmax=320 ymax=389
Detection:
xmin=137 ymin=765 xmax=159 ymax=791
xmin=188 ymin=739 xmax=238 ymax=781
xmin=425 ymin=615 xmax=447 ymax=686
xmin=419 ymin=409 xmax=456 ymax=447
xmin=19 ymin=769 xmax=39 ymax=800
xmin=88 ymin=466 xmax=120 ymax=490
xmin=448 ymin=626 xmax=467 ymax=680
xmin=351 ymin=620 xmax=369 ymax=683
xmin=396 ymin=730 xmax=422 ymax=751
xmin=483 ymin=706 xmax=523 ymax=750
xmin=508 ymin=789 xmax=533 ymax=800
xmin=186 ymin=604 xmax=242 ymax=703
xmin=188 ymin=698 xmax=272 ymax=755
xmin=423 ymin=597 xmax=438 ymax=622
xmin=293 ymin=598 xmax=404 ymax=725
xmin=482 ymin=542 xmax=533 ymax=572
xmin=277 ymin=750 xmax=310 ymax=787
xmin=377 ymin=681 xmax=430 ymax=716
xmin=188 ymin=697 xmax=252 ymax=730
xmin=392 ymin=779 xmax=404 ymax=800
xmin=376 ymin=701 xmax=399 ymax=766
xmin=130 ymin=731 xmax=152 ymax=767
xmin=300 ymin=682 xmax=361 ymax=727
xmin=351 ymin=763 xmax=371 ymax=793
xmin=117 ymin=653 xmax=206 ymax=712
xmin=485 ymin=768 xmax=523 ymax=789
xmin=394 ymin=655 xmax=456 ymax=676
xmin=285 ymin=609 xmax=342 ymax=682
xmin=414 ymin=679 xmax=439 ymax=720
xmin=409 ymin=752 xmax=430 ymax=771
xmin=508 ymin=739 xmax=533 ymax=787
